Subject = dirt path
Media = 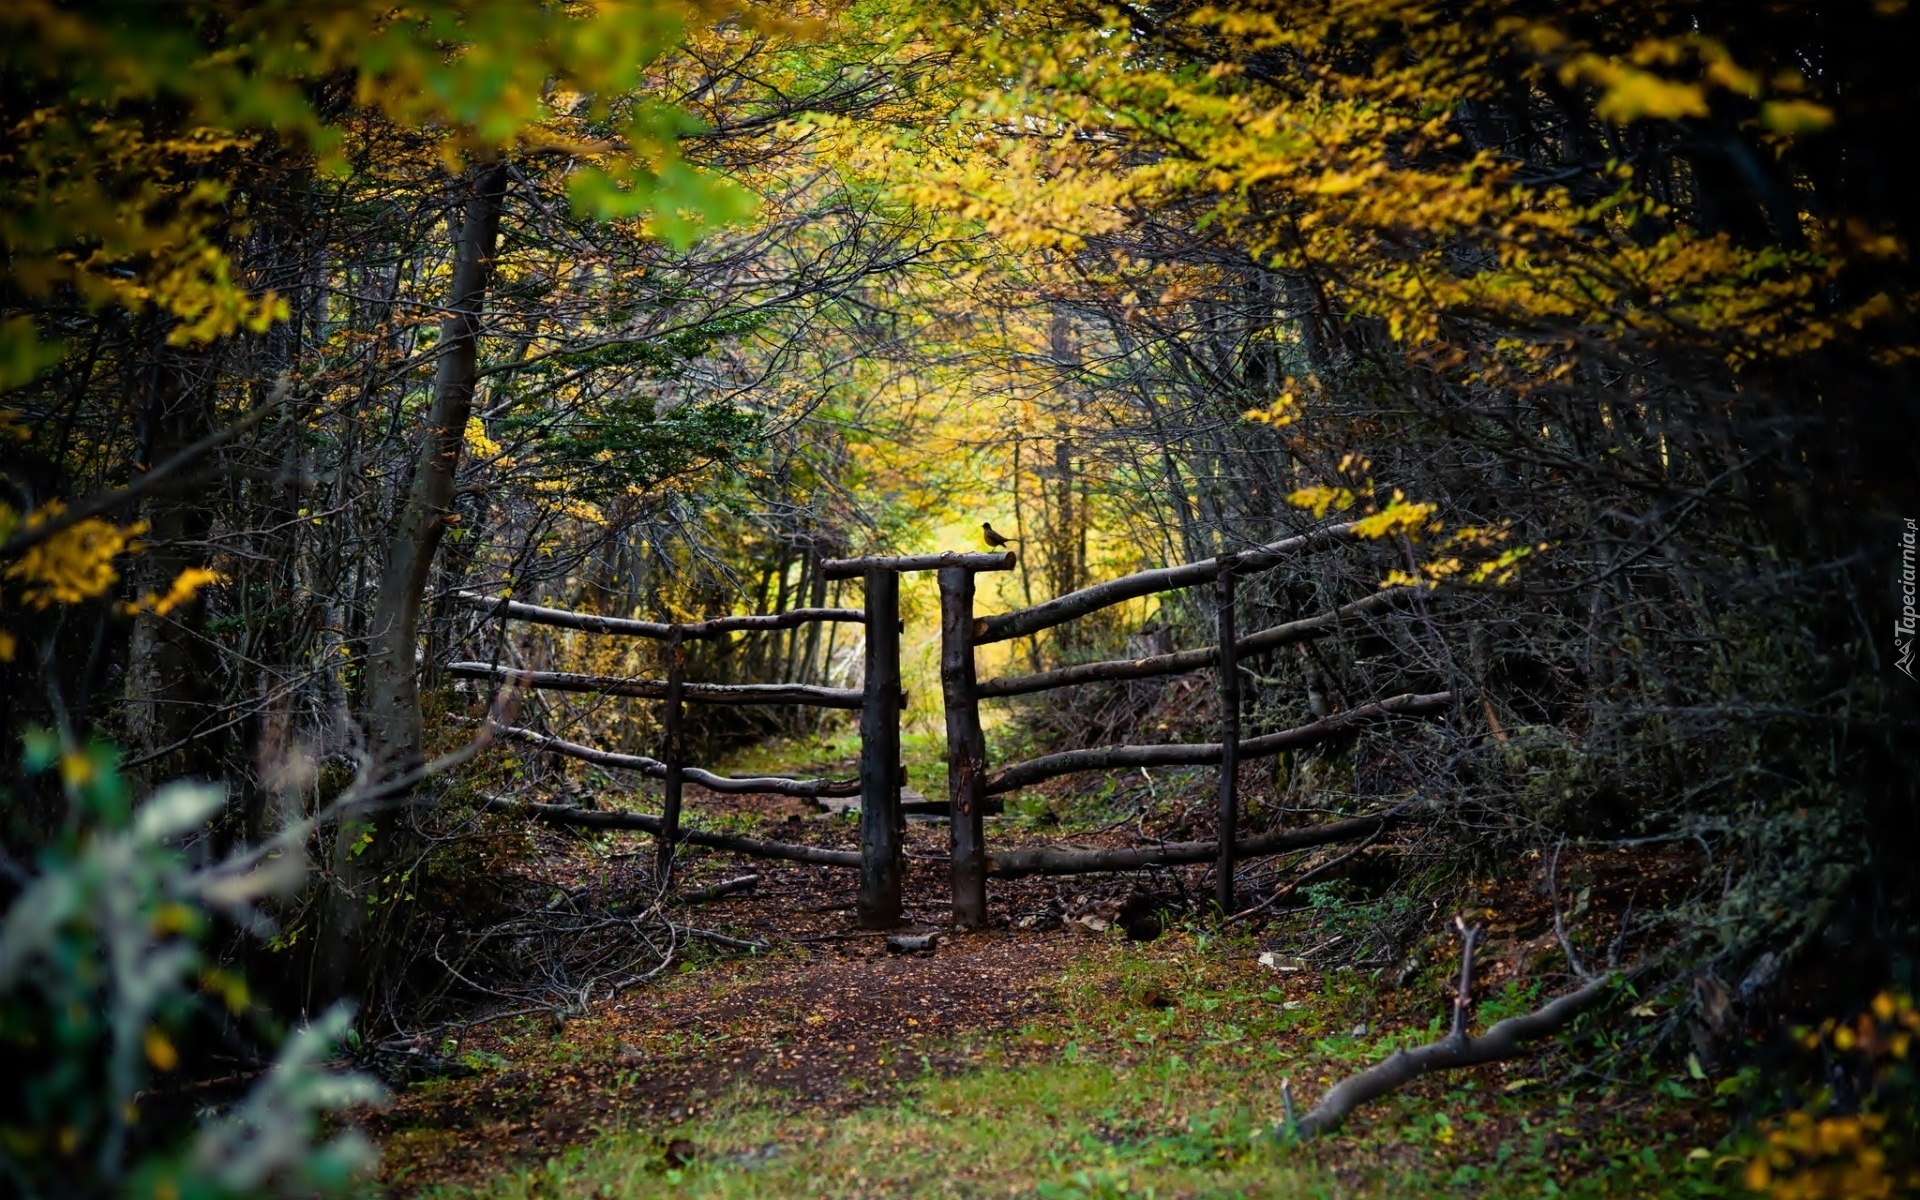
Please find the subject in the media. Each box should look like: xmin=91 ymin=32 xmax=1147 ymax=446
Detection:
xmin=374 ymin=790 xmax=1170 ymax=1193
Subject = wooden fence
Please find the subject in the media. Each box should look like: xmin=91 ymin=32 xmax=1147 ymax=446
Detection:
xmin=935 ymin=525 xmax=1452 ymax=927
xmin=450 ymin=528 xmax=1455 ymax=931
xmin=449 ymin=551 xmax=1013 ymax=929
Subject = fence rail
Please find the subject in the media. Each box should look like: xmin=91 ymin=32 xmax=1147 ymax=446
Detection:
xmin=453 ymin=590 xmax=862 ymax=638
xmin=450 ymin=590 xmax=873 ymax=887
xmin=971 ymin=524 xmax=1358 ymax=645
xmin=977 ymin=588 xmax=1416 ymax=697
xmin=982 ymin=691 xmax=1455 ymax=794
xmin=490 ymin=724 xmax=861 ymax=798
xmin=941 ymin=526 xmax=1453 ymax=924
xmin=455 ymin=531 xmax=1454 ymax=932
xmin=445 ymin=663 xmax=864 ymax=709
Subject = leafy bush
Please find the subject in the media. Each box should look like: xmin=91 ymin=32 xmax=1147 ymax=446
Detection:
xmin=0 ymin=738 xmax=382 ymax=1198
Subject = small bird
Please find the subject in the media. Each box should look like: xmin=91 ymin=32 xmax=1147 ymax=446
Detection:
xmin=981 ymin=521 xmax=1021 ymax=548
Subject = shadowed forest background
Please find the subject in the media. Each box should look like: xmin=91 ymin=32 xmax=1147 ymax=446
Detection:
xmin=1 ymin=1 xmax=1917 ymax=1197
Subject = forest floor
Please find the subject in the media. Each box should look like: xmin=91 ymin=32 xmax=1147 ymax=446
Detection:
xmin=370 ymin=751 xmax=1753 ymax=1199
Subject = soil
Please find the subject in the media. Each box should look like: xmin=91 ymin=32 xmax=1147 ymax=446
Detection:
xmin=373 ymin=783 xmax=1177 ymax=1193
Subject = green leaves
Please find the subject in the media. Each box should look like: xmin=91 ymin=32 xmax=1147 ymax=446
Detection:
xmin=0 ymin=738 xmax=382 ymax=1197
xmin=2 ymin=1 xmax=760 ymax=392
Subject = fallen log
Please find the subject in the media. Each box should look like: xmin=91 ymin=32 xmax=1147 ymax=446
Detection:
xmin=984 ymin=810 xmax=1404 ymax=878
xmin=447 ymin=663 xmax=863 ymax=709
xmin=491 ymin=724 xmax=860 ymax=798
xmin=672 ymin=874 xmax=761 ymax=905
xmin=453 ymin=591 xmax=862 ymax=639
xmin=480 ymin=798 xmax=861 ymax=868
xmin=984 ymin=692 xmax=1454 ymax=794
xmin=973 ymin=525 xmax=1357 ymax=645
xmin=977 ymin=589 xmax=1418 ymax=698
xmin=1287 ymin=920 xmax=1615 ymax=1138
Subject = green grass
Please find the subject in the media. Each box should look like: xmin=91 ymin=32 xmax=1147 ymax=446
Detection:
xmin=406 ymin=935 xmax=1756 ymax=1200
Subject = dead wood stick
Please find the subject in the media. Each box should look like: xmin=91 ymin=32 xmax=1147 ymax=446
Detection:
xmin=1289 ymin=974 xmax=1613 ymax=1138
xmin=672 ymin=874 xmax=761 ymax=905
xmin=679 ymin=926 xmax=769 ymax=953
xmin=1452 ymin=917 xmax=1484 ymax=1037
xmin=480 ymin=798 xmax=860 ymax=867
xmin=1229 ymin=826 xmax=1385 ymax=922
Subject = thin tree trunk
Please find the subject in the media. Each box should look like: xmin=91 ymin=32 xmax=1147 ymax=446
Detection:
xmin=316 ymin=162 xmax=507 ymax=1006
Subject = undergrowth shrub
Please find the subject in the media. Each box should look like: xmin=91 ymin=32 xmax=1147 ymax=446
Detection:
xmin=0 ymin=737 xmax=381 ymax=1199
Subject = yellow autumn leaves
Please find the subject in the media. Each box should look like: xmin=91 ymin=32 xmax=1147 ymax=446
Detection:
xmin=1745 ymin=991 xmax=1920 ymax=1200
xmin=0 ymin=499 xmax=223 ymax=660
xmin=2 ymin=504 xmax=146 ymax=609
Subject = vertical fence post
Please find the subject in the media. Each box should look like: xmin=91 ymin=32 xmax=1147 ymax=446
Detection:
xmin=659 ymin=627 xmax=686 ymax=884
xmin=858 ymin=567 xmax=903 ymax=928
xmin=940 ymin=566 xmax=989 ymax=929
xmin=1214 ymin=553 xmax=1240 ymax=915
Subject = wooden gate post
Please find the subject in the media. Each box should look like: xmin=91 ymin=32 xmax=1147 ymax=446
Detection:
xmin=940 ymin=566 xmax=989 ymax=928
xmin=659 ymin=627 xmax=686 ymax=883
xmin=1214 ymin=553 xmax=1240 ymax=915
xmin=858 ymin=567 xmax=904 ymax=927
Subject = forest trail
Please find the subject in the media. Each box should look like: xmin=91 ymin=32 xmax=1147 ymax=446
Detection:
xmin=371 ymin=779 xmax=1709 ymax=1199
xmin=373 ymin=783 xmax=1163 ymax=1193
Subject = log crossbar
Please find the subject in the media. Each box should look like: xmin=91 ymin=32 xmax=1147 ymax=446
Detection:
xmin=481 ymin=798 xmax=860 ymax=868
xmin=985 ymin=810 xmax=1404 ymax=878
xmin=982 ymin=691 xmax=1456 ymax=795
xmin=977 ymin=588 xmax=1418 ymax=698
xmin=455 ymin=581 xmax=905 ymax=902
xmin=446 ymin=662 xmax=863 ymax=709
xmin=453 ymin=590 xmax=862 ymax=639
xmin=491 ymin=724 xmax=861 ymax=799
xmin=972 ymin=524 xmax=1357 ymax=645
xmin=480 ymin=796 xmax=1399 ymax=878
xmin=821 ymin=550 xmax=1016 ymax=578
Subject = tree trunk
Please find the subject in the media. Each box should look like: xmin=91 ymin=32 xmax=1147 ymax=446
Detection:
xmin=315 ymin=162 xmax=507 ymax=1007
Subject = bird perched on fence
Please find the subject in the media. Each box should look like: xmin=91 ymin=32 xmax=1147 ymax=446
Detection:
xmin=981 ymin=521 xmax=1020 ymax=548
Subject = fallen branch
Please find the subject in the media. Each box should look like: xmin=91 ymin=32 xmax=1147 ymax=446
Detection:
xmin=678 ymin=926 xmax=769 ymax=953
xmin=479 ymin=798 xmax=860 ymax=868
xmin=1287 ymin=922 xmax=1614 ymax=1138
xmin=672 ymin=874 xmax=761 ymax=905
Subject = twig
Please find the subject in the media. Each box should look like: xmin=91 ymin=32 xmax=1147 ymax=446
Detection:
xmin=1 ymin=385 xmax=284 ymax=557
xmin=678 ymin=926 xmax=769 ymax=953
xmin=1548 ymin=838 xmax=1587 ymax=978
xmin=1229 ymin=827 xmax=1384 ymax=923
xmin=1451 ymin=916 xmax=1483 ymax=1038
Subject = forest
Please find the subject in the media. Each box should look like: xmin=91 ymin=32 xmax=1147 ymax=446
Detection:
xmin=1 ymin=1 xmax=1916 ymax=1197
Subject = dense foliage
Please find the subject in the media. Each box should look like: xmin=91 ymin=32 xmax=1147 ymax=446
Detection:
xmin=1 ymin=0 xmax=1914 ymax=1191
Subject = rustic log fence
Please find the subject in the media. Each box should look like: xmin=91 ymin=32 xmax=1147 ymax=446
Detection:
xmin=941 ymin=524 xmax=1454 ymax=927
xmin=448 ymin=589 xmax=872 ymax=896
xmin=451 ymin=527 xmax=1454 ymax=932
